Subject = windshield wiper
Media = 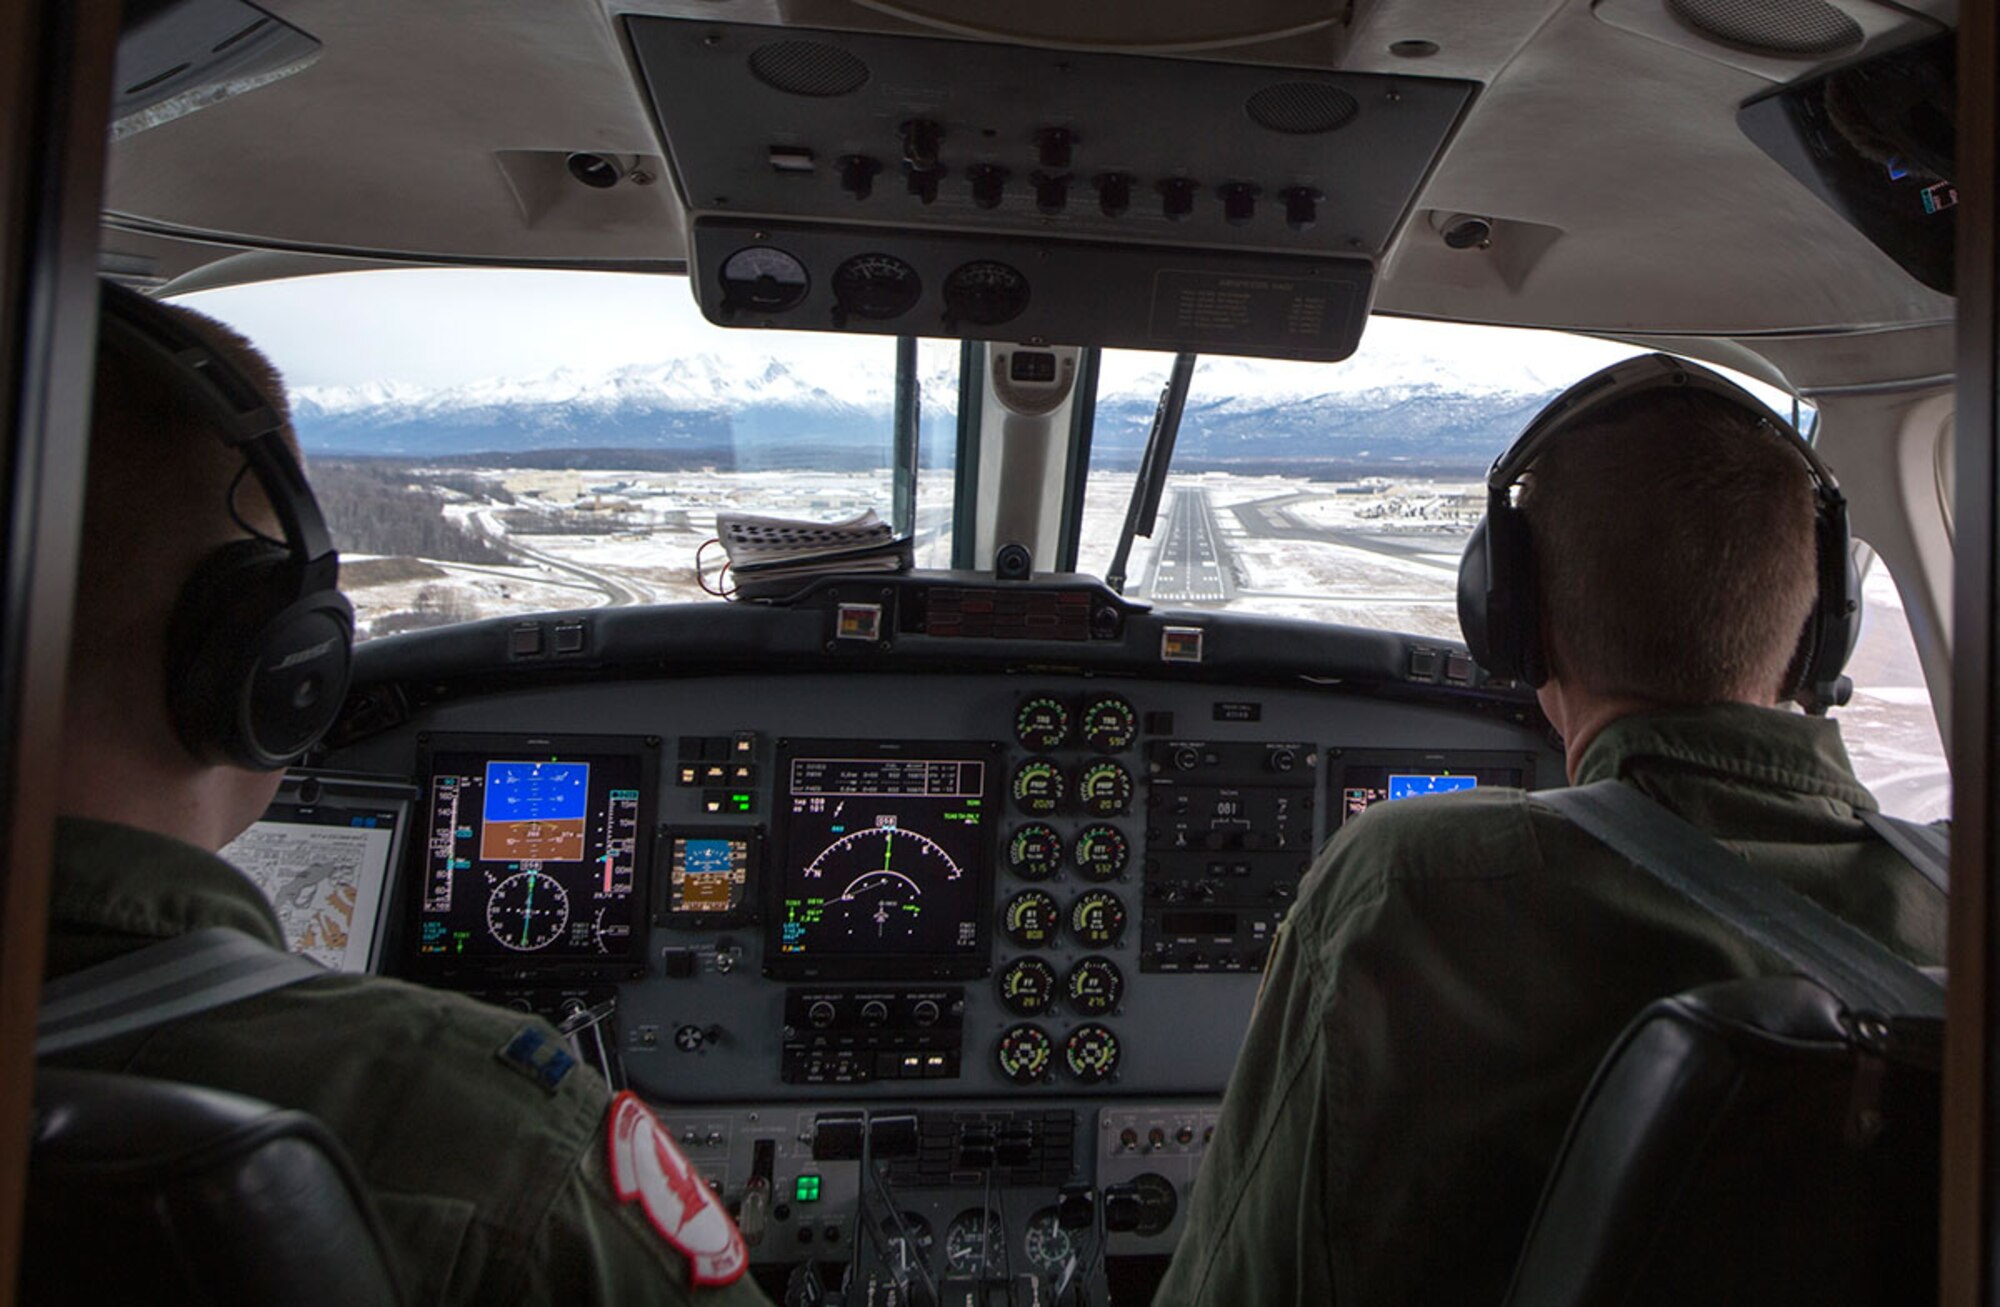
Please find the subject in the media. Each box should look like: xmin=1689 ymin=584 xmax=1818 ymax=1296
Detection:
xmin=1105 ymin=351 xmax=1198 ymax=595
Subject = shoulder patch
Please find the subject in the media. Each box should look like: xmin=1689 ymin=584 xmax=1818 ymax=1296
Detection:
xmin=606 ymin=1090 xmax=749 ymax=1286
xmin=495 ymin=1025 xmax=577 ymax=1094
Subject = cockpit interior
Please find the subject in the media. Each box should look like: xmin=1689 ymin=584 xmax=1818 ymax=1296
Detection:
xmin=0 ymin=0 xmax=1986 ymax=1301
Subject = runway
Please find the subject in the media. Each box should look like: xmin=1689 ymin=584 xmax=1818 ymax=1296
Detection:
xmin=1142 ymin=487 xmax=1235 ymax=603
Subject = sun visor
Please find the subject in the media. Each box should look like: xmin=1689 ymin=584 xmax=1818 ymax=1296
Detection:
xmin=624 ymin=17 xmax=1476 ymax=361
xmin=113 ymin=0 xmax=321 ymax=141
xmin=1739 ymin=32 xmax=1955 ymax=296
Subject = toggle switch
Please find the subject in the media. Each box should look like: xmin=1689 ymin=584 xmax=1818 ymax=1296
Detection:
xmin=1035 ymin=126 xmax=1075 ymax=170
xmin=967 ymin=163 xmax=1008 ymax=210
xmin=1219 ymin=181 xmax=1260 ymax=225
xmin=838 ymin=155 xmax=881 ymax=200
xmin=1281 ymin=186 xmax=1323 ymax=231
xmin=1033 ymin=172 xmax=1069 ymax=214
xmin=1095 ymin=171 xmax=1133 ymax=217
xmin=1157 ymin=177 xmax=1199 ymax=221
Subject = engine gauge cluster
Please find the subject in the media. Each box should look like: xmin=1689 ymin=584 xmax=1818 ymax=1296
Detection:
xmin=991 ymin=690 xmax=1144 ymax=1087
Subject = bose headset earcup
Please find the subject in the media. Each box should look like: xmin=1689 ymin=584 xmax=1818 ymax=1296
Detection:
xmin=165 ymin=539 xmax=355 ymax=770
xmin=102 ymin=279 xmax=356 ymax=771
xmin=1457 ymin=500 xmax=1547 ymax=687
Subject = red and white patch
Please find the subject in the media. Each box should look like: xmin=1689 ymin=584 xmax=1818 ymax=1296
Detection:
xmin=607 ymin=1091 xmax=748 ymax=1286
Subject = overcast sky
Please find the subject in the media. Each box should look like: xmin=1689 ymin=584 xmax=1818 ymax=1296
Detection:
xmin=178 ymin=266 xmax=1792 ymax=411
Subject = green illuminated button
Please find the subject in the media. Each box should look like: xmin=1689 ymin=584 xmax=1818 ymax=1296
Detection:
xmin=795 ymin=1175 xmax=822 ymax=1202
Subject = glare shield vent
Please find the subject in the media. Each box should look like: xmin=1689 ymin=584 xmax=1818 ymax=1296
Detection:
xmin=1665 ymin=0 xmax=1862 ymax=56
xmin=1244 ymin=82 xmax=1359 ymax=134
xmin=748 ymin=41 xmax=870 ymax=96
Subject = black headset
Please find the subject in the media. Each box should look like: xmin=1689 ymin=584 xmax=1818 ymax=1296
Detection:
xmin=98 ymin=279 xmax=355 ymax=769
xmin=1456 ymin=352 xmax=1859 ymax=713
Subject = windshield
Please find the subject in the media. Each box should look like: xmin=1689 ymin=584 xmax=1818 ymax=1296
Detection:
xmin=1080 ymin=334 xmax=1814 ymax=640
xmin=181 ymin=269 xmax=959 ymax=635
xmin=182 ymin=267 xmax=1944 ymax=815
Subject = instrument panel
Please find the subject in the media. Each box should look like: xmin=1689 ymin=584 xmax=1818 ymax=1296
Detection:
xmin=326 ymin=666 xmax=1551 ymax=1283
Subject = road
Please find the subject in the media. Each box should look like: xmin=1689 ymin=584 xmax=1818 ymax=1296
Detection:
xmin=1230 ymin=491 xmax=1463 ymax=575
xmin=471 ymin=509 xmax=652 ymax=606
xmin=1143 ymin=487 xmax=1234 ymax=603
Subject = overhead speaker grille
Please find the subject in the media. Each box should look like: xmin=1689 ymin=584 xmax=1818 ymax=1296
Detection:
xmin=748 ymin=41 xmax=869 ymax=97
xmin=1245 ymin=82 xmax=1360 ymax=135
xmin=1665 ymin=0 xmax=1862 ymax=56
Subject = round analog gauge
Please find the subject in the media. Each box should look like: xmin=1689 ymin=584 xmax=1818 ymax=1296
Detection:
xmin=1077 ymin=759 xmax=1133 ymax=817
xmin=831 ymin=253 xmax=922 ymax=321
xmin=1066 ymin=956 xmax=1125 ymax=1015
xmin=1011 ymin=758 xmax=1065 ymax=815
xmin=877 ymin=1211 xmax=934 ymax=1277
xmin=1014 ymin=696 xmax=1071 ymax=751
xmin=998 ymin=956 xmax=1058 ymax=1016
xmin=945 ymin=1208 xmax=1008 ymax=1272
xmin=487 ymin=871 xmax=571 ymax=952
xmin=1023 ymin=1208 xmax=1075 ymax=1272
xmin=1003 ymin=888 xmax=1062 ymax=949
xmin=1008 ymin=824 xmax=1064 ymax=882
xmin=800 ymin=825 xmax=964 ymax=944
xmin=996 ymin=1024 xmax=1053 ymax=1085
xmin=1070 ymin=889 xmax=1126 ymax=948
xmin=1072 ymin=825 xmax=1128 ymax=881
xmin=718 ymin=246 xmax=809 ymax=313
xmin=942 ymin=260 xmax=1030 ymax=328
xmin=1063 ymin=1022 xmax=1122 ymax=1084
xmin=1080 ymin=694 xmax=1138 ymax=752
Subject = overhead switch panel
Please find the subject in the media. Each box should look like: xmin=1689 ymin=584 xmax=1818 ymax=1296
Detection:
xmin=626 ymin=17 xmax=1477 ymax=360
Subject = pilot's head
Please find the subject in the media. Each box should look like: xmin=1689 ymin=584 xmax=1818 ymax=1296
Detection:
xmin=1520 ymin=385 xmax=1820 ymax=709
xmin=61 ymin=295 xmax=301 ymax=848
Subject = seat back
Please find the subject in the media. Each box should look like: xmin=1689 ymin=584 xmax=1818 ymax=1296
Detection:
xmin=21 ymin=1068 xmax=403 ymax=1307
xmin=1505 ymin=976 xmax=1941 ymax=1307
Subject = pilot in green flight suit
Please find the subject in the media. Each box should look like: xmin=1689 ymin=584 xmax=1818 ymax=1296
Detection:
xmin=42 ymin=291 xmax=772 ymax=1306
xmin=1156 ymin=372 xmax=1948 ymax=1304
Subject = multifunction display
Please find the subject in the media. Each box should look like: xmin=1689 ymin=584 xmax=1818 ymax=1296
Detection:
xmin=769 ymin=741 xmax=996 ymax=979
xmin=414 ymin=734 xmax=654 ymax=973
xmin=1330 ymin=749 xmax=1536 ymax=829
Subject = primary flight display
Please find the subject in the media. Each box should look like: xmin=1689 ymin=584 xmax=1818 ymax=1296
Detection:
xmin=413 ymin=734 xmax=654 ymax=971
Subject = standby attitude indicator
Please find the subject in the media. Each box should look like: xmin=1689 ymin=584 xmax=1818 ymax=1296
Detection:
xmin=772 ymin=742 xmax=994 ymax=978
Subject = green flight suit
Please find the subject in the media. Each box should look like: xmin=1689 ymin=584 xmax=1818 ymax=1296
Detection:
xmin=1156 ymin=704 xmax=1947 ymax=1306
xmin=41 ymin=816 xmax=775 ymax=1307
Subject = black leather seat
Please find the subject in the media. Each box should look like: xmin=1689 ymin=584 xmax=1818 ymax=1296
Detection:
xmin=1504 ymin=976 xmax=1942 ymax=1306
xmin=21 ymin=1069 xmax=403 ymax=1306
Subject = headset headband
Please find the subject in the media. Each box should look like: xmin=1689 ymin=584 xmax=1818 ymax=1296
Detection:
xmin=1487 ymin=352 xmax=1842 ymax=511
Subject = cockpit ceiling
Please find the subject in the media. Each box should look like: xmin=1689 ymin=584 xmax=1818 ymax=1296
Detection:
xmin=102 ymin=0 xmax=1953 ymax=345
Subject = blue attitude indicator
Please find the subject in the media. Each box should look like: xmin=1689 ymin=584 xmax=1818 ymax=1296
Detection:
xmin=480 ymin=760 xmax=592 ymax=862
xmin=1387 ymin=773 xmax=1478 ymax=801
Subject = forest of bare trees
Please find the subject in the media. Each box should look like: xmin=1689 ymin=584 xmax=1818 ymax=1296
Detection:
xmin=309 ymin=461 xmax=512 ymax=564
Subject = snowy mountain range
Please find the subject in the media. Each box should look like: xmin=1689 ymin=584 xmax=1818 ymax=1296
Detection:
xmin=291 ymin=350 xmax=1563 ymax=472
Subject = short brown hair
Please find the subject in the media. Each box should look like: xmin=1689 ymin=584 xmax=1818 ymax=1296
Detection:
xmin=1520 ymin=387 xmax=1819 ymax=704
xmin=71 ymin=298 xmax=298 ymax=695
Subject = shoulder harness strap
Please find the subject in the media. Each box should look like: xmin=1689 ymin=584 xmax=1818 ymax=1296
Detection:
xmin=1533 ymin=782 xmax=1943 ymax=1019
xmin=38 ymin=926 xmax=327 ymax=1057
